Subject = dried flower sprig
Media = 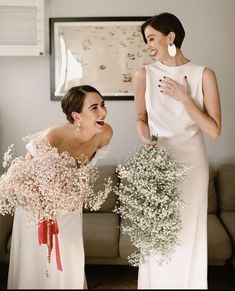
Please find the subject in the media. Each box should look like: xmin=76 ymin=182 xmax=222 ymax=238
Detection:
xmin=2 ymin=144 xmax=15 ymax=169
xmin=114 ymin=136 xmax=187 ymax=267
xmin=0 ymin=133 xmax=112 ymax=224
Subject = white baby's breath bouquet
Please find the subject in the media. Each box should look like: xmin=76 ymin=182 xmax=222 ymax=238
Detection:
xmin=114 ymin=135 xmax=187 ymax=267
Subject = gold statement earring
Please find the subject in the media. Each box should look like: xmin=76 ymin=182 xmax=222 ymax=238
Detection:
xmin=74 ymin=121 xmax=81 ymax=133
xmin=168 ymin=42 xmax=176 ymax=57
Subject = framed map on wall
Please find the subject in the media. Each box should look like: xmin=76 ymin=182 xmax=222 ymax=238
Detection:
xmin=49 ymin=17 xmax=154 ymax=101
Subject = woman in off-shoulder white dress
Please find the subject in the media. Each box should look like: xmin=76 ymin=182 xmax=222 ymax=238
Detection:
xmin=6 ymin=85 xmax=113 ymax=289
xmin=134 ymin=13 xmax=221 ymax=289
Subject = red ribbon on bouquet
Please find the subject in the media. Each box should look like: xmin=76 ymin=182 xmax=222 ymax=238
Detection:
xmin=38 ymin=218 xmax=63 ymax=271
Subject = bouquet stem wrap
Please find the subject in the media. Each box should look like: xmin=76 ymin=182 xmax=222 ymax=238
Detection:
xmin=38 ymin=217 xmax=62 ymax=272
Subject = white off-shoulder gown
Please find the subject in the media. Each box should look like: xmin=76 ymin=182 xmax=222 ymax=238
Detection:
xmin=7 ymin=135 xmax=110 ymax=289
xmin=138 ymin=61 xmax=209 ymax=289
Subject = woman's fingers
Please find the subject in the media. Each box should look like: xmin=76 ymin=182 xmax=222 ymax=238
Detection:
xmin=158 ymin=76 xmax=189 ymax=102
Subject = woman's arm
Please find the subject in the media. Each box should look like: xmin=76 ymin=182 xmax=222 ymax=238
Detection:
xmin=160 ymin=68 xmax=221 ymax=140
xmin=200 ymin=68 xmax=221 ymax=139
xmin=134 ymin=66 xmax=152 ymax=144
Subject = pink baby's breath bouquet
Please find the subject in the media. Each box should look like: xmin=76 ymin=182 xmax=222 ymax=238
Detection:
xmin=0 ymin=133 xmax=112 ymax=224
xmin=0 ymin=132 xmax=112 ymax=272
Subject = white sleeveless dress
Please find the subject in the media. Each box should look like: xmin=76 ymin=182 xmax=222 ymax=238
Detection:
xmin=138 ymin=61 xmax=209 ymax=289
xmin=7 ymin=132 xmax=110 ymax=289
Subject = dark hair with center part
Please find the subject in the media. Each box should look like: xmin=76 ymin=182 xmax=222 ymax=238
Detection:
xmin=61 ymin=85 xmax=103 ymax=123
xmin=141 ymin=12 xmax=185 ymax=48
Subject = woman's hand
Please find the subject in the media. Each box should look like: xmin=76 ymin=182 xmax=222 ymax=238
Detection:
xmin=139 ymin=135 xmax=158 ymax=146
xmin=159 ymin=76 xmax=191 ymax=104
xmin=158 ymin=69 xmax=221 ymax=140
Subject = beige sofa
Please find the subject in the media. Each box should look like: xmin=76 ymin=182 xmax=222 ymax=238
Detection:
xmin=0 ymin=164 xmax=234 ymax=267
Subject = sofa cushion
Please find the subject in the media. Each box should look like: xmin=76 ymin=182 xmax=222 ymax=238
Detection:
xmin=120 ymin=215 xmax=233 ymax=263
xmin=216 ymin=164 xmax=235 ymax=211
xmin=7 ymin=235 xmax=11 ymax=255
xmin=83 ymin=213 xmax=119 ymax=257
xmin=208 ymin=166 xmax=217 ymax=214
xmin=0 ymin=214 xmax=14 ymax=264
xmin=84 ymin=165 xmax=119 ymax=213
xmin=207 ymin=214 xmax=232 ymax=261
xmin=119 ymin=232 xmax=137 ymax=260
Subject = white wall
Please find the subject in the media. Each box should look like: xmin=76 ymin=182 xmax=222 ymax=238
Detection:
xmin=0 ymin=0 xmax=234 ymax=170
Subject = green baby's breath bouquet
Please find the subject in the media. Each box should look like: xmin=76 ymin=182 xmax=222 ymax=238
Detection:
xmin=114 ymin=135 xmax=187 ymax=267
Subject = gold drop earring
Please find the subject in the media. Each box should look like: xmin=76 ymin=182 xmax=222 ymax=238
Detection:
xmin=74 ymin=121 xmax=81 ymax=133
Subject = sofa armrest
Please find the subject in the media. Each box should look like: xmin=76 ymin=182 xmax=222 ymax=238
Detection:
xmin=220 ymin=212 xmax=235 ymax=267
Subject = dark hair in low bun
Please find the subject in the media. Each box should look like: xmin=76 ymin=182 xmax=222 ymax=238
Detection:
xmin=61 ymin=85 xmax=103 ymax=123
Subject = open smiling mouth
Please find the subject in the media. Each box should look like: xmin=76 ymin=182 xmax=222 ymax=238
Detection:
xmin=150 ymin=49 xmax=158 ymax=56
xmin=96 ymin=120 xmax=105 ymax=126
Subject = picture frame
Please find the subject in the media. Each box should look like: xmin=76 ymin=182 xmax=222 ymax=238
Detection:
xmin=49 ymin=17 xmax=153 ymax=101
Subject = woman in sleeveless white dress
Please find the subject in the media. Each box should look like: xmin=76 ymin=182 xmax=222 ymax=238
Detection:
xmin=6 ymin=85 xmax=113 ymax=289
xmin=134 ymin=13 xmax=221 ymax=289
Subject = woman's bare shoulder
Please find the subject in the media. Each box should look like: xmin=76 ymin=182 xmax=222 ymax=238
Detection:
xmin=104 ymin=123 xmax=113 ymax=136
xmin=95 ymin=123 xmax=113 ymax=148
xmin=134 ymin=65 xmax=146 ymax=80
xmin=47 ymin=125 xmax=65 ymax=147
xmin=203 ymin=67 xmax=217 ymax=80
xmin=103 ymin=123 xmax=113 ymax=141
